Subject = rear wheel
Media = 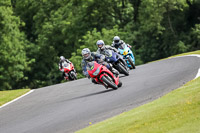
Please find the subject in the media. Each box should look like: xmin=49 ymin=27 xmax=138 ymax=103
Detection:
xmin=101 ymin=76 xmax=118 ymax=90
xmin=128 ymin=56 xmax=135 ymax=69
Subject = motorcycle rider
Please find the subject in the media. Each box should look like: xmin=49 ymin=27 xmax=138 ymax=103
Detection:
xmin=96 ymin=40 xmax=118 ymax=55
xmin=81 ymin=48 xmax=119 ymax=83
xmin=111 ymin=36 xmax=132 ymax=49
xmin=96 ymin=40 xmax=127 ymax=68
xmin=59 ymin=56 xmax=76 ymax=80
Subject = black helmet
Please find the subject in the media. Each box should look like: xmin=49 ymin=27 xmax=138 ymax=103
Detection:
xmin=113 ymin=36 xmax=120 ymax=44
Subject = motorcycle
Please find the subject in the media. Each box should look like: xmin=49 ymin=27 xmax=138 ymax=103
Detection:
xmin=104 ymin=50 xmax=129 ymax=76
xmin=87 ymin=61 xmax=122 ymax=90
xmin=60 ymin=62 xmax=77 ymax=80
xmin=118 ymin=43 xmax=136 ymax=69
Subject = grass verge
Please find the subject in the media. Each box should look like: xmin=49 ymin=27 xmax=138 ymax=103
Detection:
xmin=76 ymin=50 xmax=200 ymax=133
xmin=0 ymin=89 xmax=30 ymax=106
xmin=169 ymin=50 xmax=200 ymax=57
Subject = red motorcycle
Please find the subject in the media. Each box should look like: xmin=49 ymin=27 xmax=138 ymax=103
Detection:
xmin=60 ymin=62 xmax=77 ymax=80
xmin=87 ymin=61 xmax=122 ymax=90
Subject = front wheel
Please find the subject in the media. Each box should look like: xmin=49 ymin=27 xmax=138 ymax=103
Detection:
xmin=117 ymin=63 xmax=129 ymax=76
xmin=70 ymin=71 xmax=77 ymax=80
xmin=128 ymin=56 xmax=135 ymax=69
xmin=118 ymin=80 xmax=122 ymax=87
xmin=101 ymin=76 xmax=118 ymax=90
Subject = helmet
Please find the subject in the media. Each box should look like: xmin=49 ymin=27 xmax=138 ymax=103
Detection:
xmin=113 ymin=36 xmax=120 ymax=44
xmin=82 ymin=48 xmax=91 ymax=60
xmin=96 ymin=40 xmax=105 ymax=50
xmin=60 ymin=56 xmax=65 ymax=61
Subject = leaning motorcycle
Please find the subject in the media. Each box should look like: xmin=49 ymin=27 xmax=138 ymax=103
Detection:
xmin=118 ymin=44 xmax=136 ymax=69
xmin=87 ymin=61 xmax=122 ymax=90
xmin=105 ymin=50 xmax=129 ymax=76
xmin=60 ymin=62 xmax=77 ymax=80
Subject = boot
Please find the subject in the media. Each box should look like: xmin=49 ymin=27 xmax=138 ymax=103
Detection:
xmin=64 ymin=73 xmax=69 ymax=80
xmin=91 ymin=78 xmax=98 ymax=84
xmin=64 ymin=76 xmax=69 ymax=80
xmin=111 ymin=67 xmax=119 ymax=76
xmin=65 ymin=73 xmax=69 ymax=77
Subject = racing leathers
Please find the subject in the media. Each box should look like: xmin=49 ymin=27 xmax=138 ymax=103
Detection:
xmin=97 ymin=45 xmax=127 ymax=68
xmin=81 ymin=52 xmax=110 ymax=78
xmin=59 ymin=59 xmax=76 ymax=79
xmin=111 ymin=40 xmax=131 ymax=49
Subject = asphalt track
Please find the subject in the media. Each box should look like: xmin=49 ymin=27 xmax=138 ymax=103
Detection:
xmin=0 ymin=56 xmax=200 ymax=133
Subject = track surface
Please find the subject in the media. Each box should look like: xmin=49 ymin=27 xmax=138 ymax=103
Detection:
xmin=0 ymin=56 xmax=200 ymax=133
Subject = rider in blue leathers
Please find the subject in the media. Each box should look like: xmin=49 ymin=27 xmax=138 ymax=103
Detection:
xmin=96 ymin=40 xmax=119 ymax=55
xmin=96 ymin=40 xmax=127 ymax=69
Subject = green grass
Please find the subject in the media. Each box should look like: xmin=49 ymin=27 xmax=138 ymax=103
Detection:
xmin=0 ymin=89 xmax=30 ymax=106
xmin=76 ymin=50 xmax=200 ymax=133
xmin=169 ymin=50 xmax=200 ymax=57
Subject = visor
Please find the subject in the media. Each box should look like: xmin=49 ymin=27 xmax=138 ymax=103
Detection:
xmin=83 ymin=53 xmax=89 ymax=58
xmin=114 ymin=40 xmax=119 ymax=43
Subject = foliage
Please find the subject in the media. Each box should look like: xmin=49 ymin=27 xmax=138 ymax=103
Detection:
xmin=0 ymin=0 xmax=199 ymax=90
xmin=69 ymin=26 xmax=124 ymax=75
xmin=0 ymin=3 xmax=32 ymax=90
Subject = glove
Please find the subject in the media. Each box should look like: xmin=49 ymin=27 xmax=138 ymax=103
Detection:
xmin=98 ymin=59 xmax=104 ymax=64
xmin=100 ymin=55 xmax=106 ymax=61
xmin=127 ymin=44 xmax=132 ymax=48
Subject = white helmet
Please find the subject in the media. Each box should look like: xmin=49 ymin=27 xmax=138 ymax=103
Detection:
xmin=82 ymin=48 xmax=91 ymax=60
xmin=60 ymin=56 xmax=65 ymax=61
xmin=96 ymin=40 xmax=105 ymax=50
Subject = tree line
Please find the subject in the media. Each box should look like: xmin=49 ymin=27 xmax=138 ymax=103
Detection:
xmin=0 ymin=0 xmax=199 ymax=90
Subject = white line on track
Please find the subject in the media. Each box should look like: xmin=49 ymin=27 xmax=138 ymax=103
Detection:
xmin=194 ymin=68 xmax=200 ymax=79
xmin=0 ymin=89 xmax=34 ymax=109
xmin=184 ymin=54 xmax=200 ymax=79
xmin=171 ymin=54 xmax=200 ymax=79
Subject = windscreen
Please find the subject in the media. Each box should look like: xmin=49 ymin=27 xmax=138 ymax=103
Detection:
xmin=105 ymin=50 xmax=112 ymax=57
xmin=86 ymin=61 xmax=95 ymax=71
xmin=63 ymin=62 xmax=69 ymax=67
xmin=118 ymin=43 xmax=126 ymax=49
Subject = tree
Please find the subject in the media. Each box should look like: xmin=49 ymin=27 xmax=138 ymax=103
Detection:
xmin=0 ymin=1 xmax=31 ymax=90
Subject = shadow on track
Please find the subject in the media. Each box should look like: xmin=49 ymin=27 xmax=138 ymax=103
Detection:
xmin=67 ymin=89 xmax=114 ymax=101
xmin=119 ymin=75 xmax=127 ymax=78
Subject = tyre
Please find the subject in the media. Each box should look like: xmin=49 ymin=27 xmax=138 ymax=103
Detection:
xmin=72 ymin=72 xmax=77 ymax=80
xmin=70 ymin=71 xmax=77 ymax=80
xmin=117 ymin=63 xmax=129 ymax=76
xmin=118 ymin=80 xmax=122 ymax=87
xmin=128 ymin=56 xmax=135 ymax=69
xmin=101 ymin=76 xmax=118 ymax=90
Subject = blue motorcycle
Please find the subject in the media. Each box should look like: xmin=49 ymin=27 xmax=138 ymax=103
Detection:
xmin=104 ymin=50 xmax=129 ymax=76
xmin=118 ymin=44 xmax=136 ymax=69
